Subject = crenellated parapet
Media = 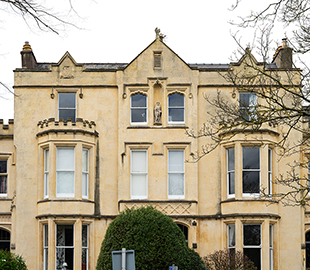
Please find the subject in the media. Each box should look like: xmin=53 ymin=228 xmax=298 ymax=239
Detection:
xmin=0 ymin=119 xmax=14 ymax=138
xmin=36 ymin=118 xmax=98 ymax=138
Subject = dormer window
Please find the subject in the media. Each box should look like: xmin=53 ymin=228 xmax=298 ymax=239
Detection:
xmin=154 ymin=52 xmax=162 ymax=69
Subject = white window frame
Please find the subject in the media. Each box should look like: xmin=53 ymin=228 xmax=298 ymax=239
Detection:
xmin=227 ymin=148 xmax=235 ymax=198
xmin=43 ymin=224 xmax=48 ymax=270
xmin=243 ymin=224 xmax=262 ymax=270
xmin=56 ymin=147 xmax=75 ymax=198
xmin=0 ymin=159 xmax=7 ymax=196
xmin=55 ymin=224 xmax=74 ymax=270
xmin=168 ymin=149 xmax=185 ymax=199
xmin=58 ymin=92 xmax=76 ymax=122
xmin=130 ymin=93 xmax=147 ymax=125
xmin=82 ymin=149 xmax=89 ymax=199
xmin=130 ymin=150 xmax=148 ymax=199
xmin=268 ymin=148 xmax=273 ymax=195
xmin=242 ymin=146 xmax=260 ymax=197
xmin=269 ymin=224 xmax=274 ymax=270
xmin=239 ymin=92 xmax=257 ymax=120
xmin=82 ymin=225 xmax=89 ymax=270
xmin=44 ymin=149 xmax=49 ymax=198
xmin=168 ymin=93 xmax=185 ymax=125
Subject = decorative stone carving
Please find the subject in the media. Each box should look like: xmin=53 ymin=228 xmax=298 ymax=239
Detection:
xmin=154 ymin=102 xmax=162 ymax=124
xmin=60 ymin=65 xmax=74 ymax=79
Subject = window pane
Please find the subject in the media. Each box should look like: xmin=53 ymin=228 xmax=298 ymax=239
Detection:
xmin=59 ymin=93 xmax=76 ymax=108
xmin=132 ymin=151 xmax=147 ymax=172
xmin=0 ymin=176 xmax=7 ymax=194
xmin=131 ymin=108 xmax=147 ymax=123
xmin=244 ymin=248 xmax=261 ymax=270
xmin=168 ymin=108 xmax=184 ymax=122
xmin=82 ymin=249 xmax=87 ymax=270
xmin=168 ymin=173 xmax=184 ymax=196
xmin=132 ymin=174 xmax=147 ymax=197
xmin=228 ymin=224 xmax=235 ymax=247
xmin=243 ymin=147 xmax=260 ymax=169
xmin=82 ymin=173 xmax=88 ymax=197
xmin=57 ymin=225 xmax=74 ymax=246
xmin=59 ymin=109 xmax=76 ymax=122
xmin=44 ymin=149 xmax=49 ymax=171
xmin=82 ymin=150 xmax=88 ymax=172
xmin=56 ymin=247 xmax=74 ymax=270
xmin=57 ymin=172 xmax=74 ymax=195
xmin=0 ymin=160 xmax=7 ymax=173
xmin=228 ymin=172 xmax=235 ymax=194
xmin=169 ymin=150 xmax=184 ymax=172
xmin=244 ymin=225 xmax=261 ymax=246
xmin=227 ymin=148 xmax=234 ymax=171
xmin=57 ymin=148 xmax=75 ymax=170
xmin=243 ymin=171 xmax=260 ymax=193
xmin=82 ymin=225 xmax=88 ymax=247
xmin=131 ymin=94 xmax=147 ymax=107
xmin=169 ymin=93 xmax=184 ymax=107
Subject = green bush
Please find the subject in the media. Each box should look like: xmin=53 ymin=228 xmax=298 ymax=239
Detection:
xmin=96 ymin=206 xmax=206 ymax=270
xmin=0 ymin=250 xmax=28 ymax=270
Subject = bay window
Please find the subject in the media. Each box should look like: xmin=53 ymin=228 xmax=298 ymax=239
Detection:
xmin=131 ymin=150 xmax=147 ymax=199
xmin=168 ymin=149 xmax=185 ymax=199
xmin=56 ymin=148 xmax=75 ymax=197
xmin=242 ymin=147 xmax=260 ymax=196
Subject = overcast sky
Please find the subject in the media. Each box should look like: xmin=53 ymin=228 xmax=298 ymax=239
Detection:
xmin=0 ymin=0 xmax=287 ymax=123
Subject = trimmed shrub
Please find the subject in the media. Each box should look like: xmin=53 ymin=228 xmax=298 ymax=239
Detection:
xmin=0 ymin=250 xmax=28 ymax=270
xmin=204 ymin=249 xmax=257 ymax=270
xmin=96 ymin=206 xmax=206 ymax=270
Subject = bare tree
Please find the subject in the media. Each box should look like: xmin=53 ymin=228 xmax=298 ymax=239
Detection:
xmin=0 ymin=0 xmax=80 ymax=34
xmin=187 ymin=1 xmax=310 ymax=206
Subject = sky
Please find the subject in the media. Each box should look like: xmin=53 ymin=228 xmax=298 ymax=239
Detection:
xmin=0 ymin=0 xmax=288 ymax=123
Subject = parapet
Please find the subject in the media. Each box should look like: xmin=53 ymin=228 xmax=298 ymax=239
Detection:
xmin=0 ymin=119 xmax=14 ymax=138
xmin=36 ymin=118 xmax=98 ymax=137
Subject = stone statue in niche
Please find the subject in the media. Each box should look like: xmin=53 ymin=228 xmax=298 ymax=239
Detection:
xmin=154 ymin=102 xmax=162 ymax=124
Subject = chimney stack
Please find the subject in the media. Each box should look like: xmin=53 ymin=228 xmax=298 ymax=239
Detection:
xmin=21 ymin=42 xmax=37 ymax=69
xmin=272 ymin=38 xmax=293 ymax=69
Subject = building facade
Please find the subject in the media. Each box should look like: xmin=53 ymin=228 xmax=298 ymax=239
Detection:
xmin=0 ymin=31 xmax=308 ymax=269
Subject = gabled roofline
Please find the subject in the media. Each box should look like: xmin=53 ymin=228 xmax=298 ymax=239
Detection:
xmin=124 ymin=38 xmax=191 ymax=70
xmin=52 ymin=51 xmax=83 ymax=67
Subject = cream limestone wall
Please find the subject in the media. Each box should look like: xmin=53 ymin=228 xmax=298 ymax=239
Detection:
xmin=2 ymin=35 xmax=304 ymax=270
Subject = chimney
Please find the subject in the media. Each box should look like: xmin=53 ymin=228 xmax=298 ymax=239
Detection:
xmin=272 ymin=38 xmax=293 ymax=68
xmin=21 ymin=42 xmax=37 ymax=69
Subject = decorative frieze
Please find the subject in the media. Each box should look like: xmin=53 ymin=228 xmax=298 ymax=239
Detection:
xmin=119 ymin=200 xmax=198 ymax=215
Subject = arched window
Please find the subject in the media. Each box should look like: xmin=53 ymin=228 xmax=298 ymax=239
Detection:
xmin=168 ymin=93 xmax=184 ymax=124
xmin=306 ymin=231 xmax=310 ymax=269
xmin=131 ymin=94 xmax=147 ymax=124
xmin=0 ymin=228 xmax=10 ymax=251
xmin=177 ymin=224 xmax=188 ymax=246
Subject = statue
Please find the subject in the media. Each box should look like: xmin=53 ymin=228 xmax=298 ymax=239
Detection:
xmin=154 ymin=102 xmax=162 ymax=124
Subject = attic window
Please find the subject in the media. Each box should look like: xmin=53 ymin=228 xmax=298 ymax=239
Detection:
xmin=154 ymin=52 xmax=162 ymax=69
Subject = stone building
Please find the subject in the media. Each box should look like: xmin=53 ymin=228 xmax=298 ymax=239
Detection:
xmin=0 ymin=31 xmax=308 ymax=269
